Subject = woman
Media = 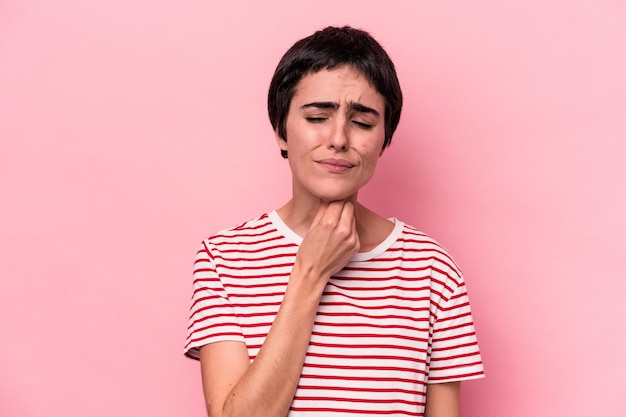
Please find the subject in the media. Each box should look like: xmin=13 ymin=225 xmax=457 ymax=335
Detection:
xmin=185 ymin=26 xmax=484 ymax=417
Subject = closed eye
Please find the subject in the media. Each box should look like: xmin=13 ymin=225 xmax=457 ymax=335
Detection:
xmin=306 ymin=117 xmax=327 ymax=123
xmin=352 ymin=120 xmax=373 ymax=129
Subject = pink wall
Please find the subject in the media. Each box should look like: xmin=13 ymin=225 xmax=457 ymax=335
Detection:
xmin=2 ymin=1 xmax=625 ymax=416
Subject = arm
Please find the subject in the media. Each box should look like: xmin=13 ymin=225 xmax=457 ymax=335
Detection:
xmin=424 ymin=382 xmax=460 ymax=417
xmin=200 ymin=201 xmax=360 ymax=417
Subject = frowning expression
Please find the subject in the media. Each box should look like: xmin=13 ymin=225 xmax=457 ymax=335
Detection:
xmin=277 ymin=66 xmax=386 ymax=203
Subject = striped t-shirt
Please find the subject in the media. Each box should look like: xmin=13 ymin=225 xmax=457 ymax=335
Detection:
xmin=185 ymin=211 xmax=484 ymax=416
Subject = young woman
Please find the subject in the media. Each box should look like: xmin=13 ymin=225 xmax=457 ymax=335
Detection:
xmin=185 ymin=26 xmax=484 ymax=417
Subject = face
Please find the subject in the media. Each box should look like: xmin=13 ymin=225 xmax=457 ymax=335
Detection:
xmin=277 ymin=66 xmax=386 ymax=203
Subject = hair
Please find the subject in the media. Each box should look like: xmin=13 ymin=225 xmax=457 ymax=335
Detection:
xmin=268 ymin=26 xmax=403 ymax=158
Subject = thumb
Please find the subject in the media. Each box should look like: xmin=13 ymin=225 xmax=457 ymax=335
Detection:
xmin=309 ymin=201 xmax=329 ymax=230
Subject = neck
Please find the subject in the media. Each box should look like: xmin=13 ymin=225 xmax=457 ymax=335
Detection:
xmin=276 ymin=194 xmax=392 ymax=252
xmin=276 ymin=194 xmax=359 ymax=238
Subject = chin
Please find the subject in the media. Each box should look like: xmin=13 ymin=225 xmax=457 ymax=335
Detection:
xmin=315 ymin=190 xmax=359 ymax=203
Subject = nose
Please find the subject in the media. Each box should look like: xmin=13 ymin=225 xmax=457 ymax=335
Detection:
xmin=328 ymin=118 xmax=349 ymax=152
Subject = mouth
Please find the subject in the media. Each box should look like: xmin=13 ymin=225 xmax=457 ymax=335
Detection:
xmin=317 ymin=158 xmax=355 ymax=168
xmin=316 ymin=158 xmax=356 ymax=173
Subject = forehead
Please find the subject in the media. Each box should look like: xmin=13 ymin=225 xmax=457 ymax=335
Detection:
xmin=291 ymin=66 xmax=385 ymax=110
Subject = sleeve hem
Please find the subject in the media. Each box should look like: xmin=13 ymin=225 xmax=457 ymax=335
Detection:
xmin=427 ymin=371 xmax=486 ymax=384
xmin=183 ymin=335 xmax=246 ymax=361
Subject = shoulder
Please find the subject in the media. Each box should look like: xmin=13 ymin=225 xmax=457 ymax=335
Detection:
xmin=395 ymin=220 xmax=463 ymax=277
xmin=201 ymin=212 xmax=283 ymax=252
xmin=208 ymin=212 xmax=273 ymax=239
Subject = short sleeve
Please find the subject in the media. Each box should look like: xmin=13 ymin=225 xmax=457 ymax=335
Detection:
xmin=428 ymin=271 xmax=485 ymax=383
xmin=183 ymin=241 xmax=245 ymax=360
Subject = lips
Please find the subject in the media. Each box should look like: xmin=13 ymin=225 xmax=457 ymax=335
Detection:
xmin=317 ymin=158 xmax=355 ymax=168
xmin=316 ymin=158 xmax=356 ymax=174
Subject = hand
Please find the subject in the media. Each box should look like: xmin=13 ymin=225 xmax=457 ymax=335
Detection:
xmin=295 ymin=200 xmax=361 ymax=282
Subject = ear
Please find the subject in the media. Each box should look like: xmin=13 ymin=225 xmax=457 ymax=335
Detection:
xmin=275 ymin=130 xmax=288 ymax=152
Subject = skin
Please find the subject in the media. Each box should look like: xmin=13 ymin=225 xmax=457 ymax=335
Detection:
xmin=425 ymin=382 xmax=460 ymax=417
xmin=199 ymin=65 xmax=460 ymax=417
xmin=275 ymin=65 xmax=393 ymax=249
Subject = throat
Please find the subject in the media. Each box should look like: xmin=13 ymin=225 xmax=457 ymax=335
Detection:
xmin=356 ymin=211 xmax=395 ymax=252
xmin=276 ymin=199 xmax=394 ymax=252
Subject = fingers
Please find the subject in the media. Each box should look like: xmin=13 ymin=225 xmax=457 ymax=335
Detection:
xmin=339 ymin=201 xmax=360 ymax=252
xmin=322 ymin=200 xmax=353 ymax=223
xmin=338 ymin=200 xmax=355 ymax=226
xmin=295 ymin=200 xmax=361 ymax=281
xmin=318 ymin=201 xmax=359 ymax=252
xmin=310 ymin=202 xmax=328 ymax=229
xmin=310 ymin=200 xmax=350 ymax=229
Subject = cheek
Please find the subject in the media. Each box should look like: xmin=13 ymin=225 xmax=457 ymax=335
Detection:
xmin=286 ymin=123 xmax=315 ymax=151
xmin=365 ymin=156 xmax=380 ymax=173
xmin=359 ymin=152 xmax=381 ymax=182
xmin=362 ymin=145 xmax=384 ymax=166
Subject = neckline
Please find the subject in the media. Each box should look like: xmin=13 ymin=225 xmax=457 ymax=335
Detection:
xmin=267 ymin=210 xmax=404 ymax=262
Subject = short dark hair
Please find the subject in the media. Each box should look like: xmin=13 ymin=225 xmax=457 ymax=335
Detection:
xmin=268 ymin=26 xmax=403 ymax=158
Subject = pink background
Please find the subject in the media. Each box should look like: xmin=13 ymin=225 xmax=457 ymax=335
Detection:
xmin=1 ymin=1 xmax=625 ymax=416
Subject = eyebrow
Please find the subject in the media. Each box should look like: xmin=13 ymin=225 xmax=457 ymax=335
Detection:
xmin=301 ymin=101 xmax=380 ymax=116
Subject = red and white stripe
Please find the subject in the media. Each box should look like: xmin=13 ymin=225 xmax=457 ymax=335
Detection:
xmin=185 ymin=211 xmax=484 ymax=416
